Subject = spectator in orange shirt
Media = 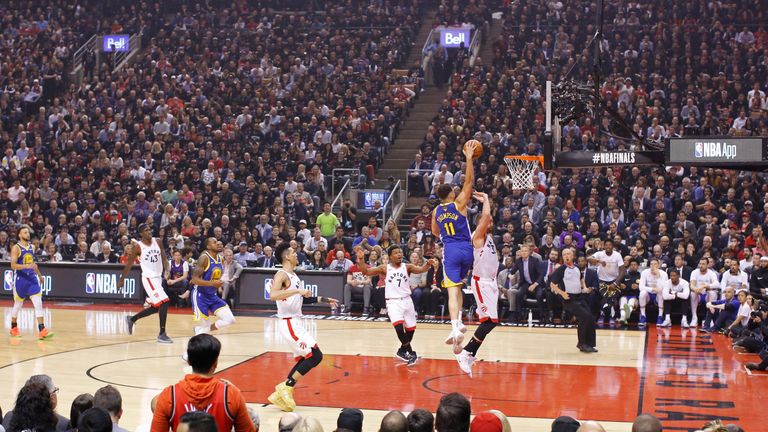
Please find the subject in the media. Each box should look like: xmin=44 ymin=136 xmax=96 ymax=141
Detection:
xmin=151 ymin=334 xmax=256 ymax=432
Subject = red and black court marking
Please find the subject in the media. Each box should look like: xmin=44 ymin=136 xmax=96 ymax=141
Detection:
xmin=218 ymin=327 xmax=763 ymax=429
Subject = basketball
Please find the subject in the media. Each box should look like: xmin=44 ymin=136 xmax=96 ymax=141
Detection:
xmin=464 ymin=139 xmax=483 ymax=159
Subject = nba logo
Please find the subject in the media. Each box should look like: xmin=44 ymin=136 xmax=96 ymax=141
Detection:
xmin=3 ymin=270 xmax=13 ymax=291
xmin=694 ymin=142 xmax=703 ymax=158
xmin=264 ymin=278 xmax=273 ymax=300
xmin=86 ymin=273 xmax=96 ymax=294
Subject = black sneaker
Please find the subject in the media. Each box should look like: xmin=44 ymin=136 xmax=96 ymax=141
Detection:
xmin=407 ymin=352 xmax=419 ymax=366
xmin=125 ymin=316 xmax=135 ymax=335
xmin=746 ymin=363 xmax=765 ymax=371
xmin=395 ymin=350 xmax=410 ymax=362
xmin=157 ymin=333 xmax=173 ymax=344
xmin=579 ymin=345 xmax=598 ymax=353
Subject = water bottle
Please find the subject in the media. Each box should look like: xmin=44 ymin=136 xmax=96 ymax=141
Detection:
xmin=528 ymin=309 xmax=533 ymax=327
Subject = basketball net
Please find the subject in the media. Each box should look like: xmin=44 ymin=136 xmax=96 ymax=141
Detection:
xmin=503 ymin=156 xmax=544 ymax=190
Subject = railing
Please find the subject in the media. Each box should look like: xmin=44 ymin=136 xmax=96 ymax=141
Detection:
xmin=381 ymin=180 xmax=402 ymax=225
xmin=468 ymin=26 xmax=483 ymax=66
xmin=421 ymin=28 xmax=437 ymax=86
xmin=72 ymin=34 xmax=97 ymax=71
xmin=113 ymin=30 xmax=143 ymax=71
xmin=330 ymin=168 xmax=362 ymax=200
xmin=404 ymin=168 xmax=434 ymax=199
xmin=330 ymin=178 xmax=351 ymax=212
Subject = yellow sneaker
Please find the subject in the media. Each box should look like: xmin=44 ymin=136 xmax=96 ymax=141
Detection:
xmin=267 ymin=391 xmax=291 ymax=412
xmin=275 ymin=382 xmax=296 ymax=411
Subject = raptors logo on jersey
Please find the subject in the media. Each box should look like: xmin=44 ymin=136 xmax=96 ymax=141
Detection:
xmin=135 ymin=238 xmax=163 ymax=278
xmin=385 ymin=264 xmax=411 ymax=298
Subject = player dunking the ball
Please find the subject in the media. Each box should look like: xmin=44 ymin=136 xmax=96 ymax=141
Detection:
xmin=432 ymin=140 xmax=478 ymax=352
xmin=355 ymin=245 xmax=435 ymax=365
xmin=190 ymin=238 xmax=236 ymax=335
xmin=9 ymin=225 xmax=52 ymax=340
xmin=267 ymin=242 xmax=338 ymax=412
xmin=456 ymin=192 xmax=499 ymax=376
xmin=120 ymin=223 xmax=172 ymax=343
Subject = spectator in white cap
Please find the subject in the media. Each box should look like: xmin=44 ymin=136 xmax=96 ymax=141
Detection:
xmin=297 ymin=220 xmax=312 ymax=245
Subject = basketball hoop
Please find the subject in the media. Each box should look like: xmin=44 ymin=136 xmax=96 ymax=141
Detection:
xmin=504 ymin=155 xmax=544 ymax=190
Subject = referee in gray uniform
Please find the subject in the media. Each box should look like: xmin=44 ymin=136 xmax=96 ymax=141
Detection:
xmin=550 ymin=248 xmax=598 ymax=353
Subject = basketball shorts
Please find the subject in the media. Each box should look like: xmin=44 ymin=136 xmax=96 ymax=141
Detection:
xmin=387 ymin=296 xmax=417 ymax=330
xmin=442 ymin=242 xmax=474 ymax=287
xmin=471 ymin=276 xmax=499 ymax=322
xmin=13 ymin=275 xmax=41 ymax=301
xmin=192 ymin=287 xmax=228 ymax=320
xmin=142 ymin=276 xmax=169 ymax=307
xmin=278 ymin=317 xmax=318 ymax=360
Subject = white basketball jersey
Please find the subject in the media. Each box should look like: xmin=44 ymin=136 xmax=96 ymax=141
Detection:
xmin=472 ymin=235 xmax=499 ymax=279
xmin=385 ymin=263 xmax=411 ymax=298
xmin=135 ymin=238 xmax=162 ymax=278
xmin=275 ymin=270 xmax=304 ymax=318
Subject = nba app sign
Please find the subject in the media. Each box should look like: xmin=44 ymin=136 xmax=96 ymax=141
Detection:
xmin=264 ymin=278 xmax=318 ymax=300
xmin=86 ymin=273 xmax=136 ymax=298
xmin=694 ymin=141 xmax=737 ymax=160
xmin=3 ymin=270 xmax=52 ymax=295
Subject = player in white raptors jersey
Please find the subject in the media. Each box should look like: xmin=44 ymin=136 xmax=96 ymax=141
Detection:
xmin=456 ymin=192 xmax=498 ymax=376
xmin=355 ymin=244 xmax=435 ymax=365
xmin=267 ymin=242 xmax=338 ymax=412
xmin=119 ymin=223 xmax=172 ymax=343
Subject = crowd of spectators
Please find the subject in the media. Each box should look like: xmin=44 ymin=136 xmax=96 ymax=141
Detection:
xmin=0 ymin=0 xmax=424 ymax=270
xmin=397 ymin=0 xmax=768 ymax=331
xmin=0 ymin=367 xmax=744 ymax=432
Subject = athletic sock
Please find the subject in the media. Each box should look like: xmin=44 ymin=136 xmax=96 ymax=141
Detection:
xmin=158 ymin=302 xmax=169 ymax=333
xmin=132 ymin=305 xmax=158 ymax=322
xmin=285 ymin=377 xmax=297 ymax=387
xmin=11 ymin=321 xmax=18 ymax=329
xmin=38 ymin=323 xmax=45 ymax=331
xmin=464 ymin=338 xmax=481 ymax=356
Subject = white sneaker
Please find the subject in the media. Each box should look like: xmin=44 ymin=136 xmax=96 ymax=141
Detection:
xmin=444 ymin=330 xmax=455 ymax=345
xmin=194 ymin=325 xmax=210 ymax=336
xmin=455 ymin=350 xmax=476 ymax=377
xmin=452 ymin=331 xmax=464 ymax=355
xmin=458 ymin=322 xmax=467 ymax=333
xmin=681 ymin=316 xmax=689 ymax=328
xmin=690 ymin=317 xmax=698 ymax=327
xmin=181 ymin=351 xmax=188 ymax=362
xmin=660 ymin=316 xmax=672 ymax=327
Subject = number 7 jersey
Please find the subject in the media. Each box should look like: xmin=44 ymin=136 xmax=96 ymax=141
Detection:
xmin=434 ymin=202 xmax=471 ymax=243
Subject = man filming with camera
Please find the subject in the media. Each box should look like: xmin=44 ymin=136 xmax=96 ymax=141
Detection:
xmin=732 ymin=300 xmax=768 ymax=371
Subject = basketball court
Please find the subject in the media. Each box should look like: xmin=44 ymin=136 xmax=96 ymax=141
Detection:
xmin=1 ymin=302 xmax=764 ymax=432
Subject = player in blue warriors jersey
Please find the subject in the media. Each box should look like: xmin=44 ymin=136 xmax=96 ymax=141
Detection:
xmin=431 ymin=140 xmax=478 ymax=352
xmin=9 ymin=225 xmax=52 ymax=340
xmin=190 ymin=238 xmax=236 ymax=335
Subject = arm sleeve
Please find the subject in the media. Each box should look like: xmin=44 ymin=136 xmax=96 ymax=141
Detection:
xmin=149 ymin=387 xmax=173 ymax=432
xmin=708 ymin=271 xmax=720 ymax=289
xmin=228 ymin=387 xmax=257 ymax=432
xmin=680 ymin=280 xmax=691 ymax=299
xmin=639 ymin=271 xmax=650 ymax=293
xmin=661 ymin=281 xmax=675 ymax=300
